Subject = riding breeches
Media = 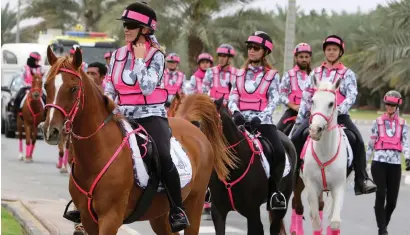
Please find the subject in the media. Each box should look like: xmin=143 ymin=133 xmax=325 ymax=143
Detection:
xmin=257 ymin=124 xmax=286 ymax=187
xmin=277 ymin=108 xmax=298 ymax=135
xmin=371 ymin=161 xmax=401 ymax=230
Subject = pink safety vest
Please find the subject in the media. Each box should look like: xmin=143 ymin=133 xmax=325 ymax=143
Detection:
xmin=287 ymin=68 xmax=306 ymax=105
xmin=209 ymin=66 xmax=236 ymax=100
xmin=111 ymin=45 xmax=168 ymax=106
xmin=236 ymin=69 xmax=277 ymax=111
xmin=163 ymin=69 xmax=184 ymax=95
xmin=314 ymin=66 xmax=348 ymax=106
xmin=24 ymin=65 xmax=42 ymax=85
xmin=193 ymin=70 xmax=206 ymax=93
xmin=374 ymin=114 xmax=404 ymax=151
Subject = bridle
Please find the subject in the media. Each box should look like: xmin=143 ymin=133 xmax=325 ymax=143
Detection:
xmin=309 ymin=88 xmax=338 ymax=131
xmin=44 ymin=67 xmax=113 ymax=140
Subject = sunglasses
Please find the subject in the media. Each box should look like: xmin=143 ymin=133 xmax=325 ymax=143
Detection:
xmin=123 ymin=22 xmax=141 ymax=30
xmin=247 ymin=44 xmax=262 ymax=52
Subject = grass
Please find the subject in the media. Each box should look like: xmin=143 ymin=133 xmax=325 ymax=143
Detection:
xmin=1 ymin=206 xmax=23 ymax=235
xmin=348 ymin=109 xmax=410 ymax=122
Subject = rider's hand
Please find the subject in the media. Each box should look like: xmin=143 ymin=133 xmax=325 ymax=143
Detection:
xmin=133 ymin=43 xmax=146 ymax=59
xmin=405 ymin=159 xmax=410 ymax=171
xmin=250 ymin=116 xmax=262 ymax=129
xmin=233 ymin=111 xmax=245 ymax=126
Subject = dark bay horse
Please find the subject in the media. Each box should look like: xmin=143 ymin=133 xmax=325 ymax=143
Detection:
xmin=42 ymin=46 xmax=237 ymax=235
xmin=17 ymin=74 xmax=45 ymax=162
xmin=176 ymin=94 xmax=297 ymax=235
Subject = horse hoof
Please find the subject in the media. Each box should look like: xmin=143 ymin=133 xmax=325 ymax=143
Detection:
xmin=25 ymin=158 xmax=33 ymax=163
xmin=60 ymin=167 xmax=68 ymax=173
xmin=18 ymin=154 xmax=24 ymax=161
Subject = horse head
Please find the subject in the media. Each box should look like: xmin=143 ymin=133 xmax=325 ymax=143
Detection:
xmin=167 ymin=92 xmax=185 ymax=117
xmin=30 ymin=73 xmax=43 ymax=100
xmin=43 ymin=45 xmax=116 ymax=145
xmin=309 ymin=77 xmax=341 ymax=141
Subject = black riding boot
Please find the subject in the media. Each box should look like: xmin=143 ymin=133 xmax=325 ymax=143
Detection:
xmin=258 ymin=124 xmax=287 ymax=211
xmin=162 ymin=164 xmax=190 ymax=232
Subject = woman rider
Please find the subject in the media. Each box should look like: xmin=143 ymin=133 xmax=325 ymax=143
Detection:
xmin=366 ymin=90 xmax=410 ymax=235
xmin=162 ymin=52 xmax=186 ymax=107
xmin=278 ymin=43 xmax=312 ymax=135
xmin=184 ymin=53 xmax=213 ymax=94
xmin=291 ymin=34 xmax=377 ymax=195
xmin=202 ymin=44 xmax=237 ymax=105
xmin=65 ymin=2 xmax=189 ymax=232
xmin=228 ymin=31 xmax=287 ymax=211
xmin=11 ymin=52 xmax=45 ymax=116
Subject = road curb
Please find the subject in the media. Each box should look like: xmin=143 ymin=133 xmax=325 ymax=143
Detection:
xmin=1 ymin=200 xmax=50 ymax=235
xmin=21 ymin=200 xmax=62 ymax=235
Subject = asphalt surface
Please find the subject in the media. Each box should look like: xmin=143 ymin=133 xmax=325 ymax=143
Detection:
xmin=2 ymin=123 xmax=410 ymax=234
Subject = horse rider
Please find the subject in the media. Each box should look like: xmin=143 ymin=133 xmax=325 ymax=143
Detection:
xmin=64 ymin=2 xmax=190 ymax=232
xmin=184 ymin=53 xmax=213 ymax=94
xmin=278 ymin=43 xmax=312 ymax=135
xmin=69 ymin=44 xmax=88 ymax=72
xmin=9 ymin=52 xmax=45 ymax=118
xmin=229 ymin=31 xmax=287 ymax=211
xmin=162 ymin=52 xmax=186 ymax=108
xmin=291 ymin=34 xmax=377 ymax=195
xmin=202 ymin=44 xmax=237 ymax=105
xmin=366 ymin=90 xmax=410 ymax=235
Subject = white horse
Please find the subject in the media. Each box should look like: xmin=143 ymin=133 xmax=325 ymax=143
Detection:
xmin=302 ymin=78 xmax=349 ymax=235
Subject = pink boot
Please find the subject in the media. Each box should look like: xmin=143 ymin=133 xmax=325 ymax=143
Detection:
xmin=319 ymin=211 xmax=324 ymax=232
xmin=29 ymin=144 xmax=35 ymax=157
xmin=296 ymin=213 xmax=304 ymax=235
xmin=63 ymin=148 xmax=69 ymax=168
xmin=25 ymin=144 xmax=31 ymax=157
xmin=313 ymin=230 xmax=321 ymax=235
xmin=290 ymin=209 xmax=297 ymax=233
xmin=56 ymin=157 xmax=63 ymax=169
xmin=326 ymin=227 xmax=340 ymax=235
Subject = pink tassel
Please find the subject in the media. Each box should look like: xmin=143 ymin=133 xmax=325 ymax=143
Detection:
xmin=19 ymin=139 xmax=23 ymax=152
xmin=290 ymin=209 xmax=297 ymax=233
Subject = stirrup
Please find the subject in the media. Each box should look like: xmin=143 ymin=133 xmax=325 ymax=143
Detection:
xmin=169 ymin=207 xmax=190 ymax=232
xmin=269 ymin=192 xmax=287 ymax=210
xmin=205 ymin=187 xmax=211 ymax=203
xmin=63 ymin=200 xmax=82 ymax=223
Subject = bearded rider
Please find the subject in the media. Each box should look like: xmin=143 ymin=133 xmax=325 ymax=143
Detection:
xmin=278 ymin=43 xmax=312 ymax=135
xmin=291 ymin=35 xmax=377 ymax=196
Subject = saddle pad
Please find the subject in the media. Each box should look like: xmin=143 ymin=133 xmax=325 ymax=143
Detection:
xmin=245 ymin=130 xmax=291 ymax=178
xmin=300 ymin=127 xmax=353 ymax=168
xmin=20 ymin=91 xmax=45 ymax=108
xmin=120 ymin=120 xmax=192 ymax=191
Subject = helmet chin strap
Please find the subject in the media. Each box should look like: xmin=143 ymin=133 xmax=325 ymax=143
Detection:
xmin=131 ymin=26 xmax=144 ymax=46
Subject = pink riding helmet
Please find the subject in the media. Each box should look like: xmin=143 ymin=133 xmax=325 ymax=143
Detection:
xmin=245 ymin=31 xmax=274 ymax=54
xmin=293 ymin=43 xmax=312 ymax=56
xmin=29 ymin=52 xmax=41 ymax=61
xmin=166 ymin=53 xmax=181 ymax=63
xmin=322 ymin=35 xmax=345 ymax=56
xmin=197 ymin=53 xmax=213 ymax=65
xmin=216 ymin=44 xmax=236 ymax=57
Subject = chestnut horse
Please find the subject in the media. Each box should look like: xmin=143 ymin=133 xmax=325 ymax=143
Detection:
xmin=17 ymin=74 xmax=45 ymax=162
xmin=167 ymin=93 xmax=185 ymax=117
xmin=42 ymin=46 xmax=236 ymax=235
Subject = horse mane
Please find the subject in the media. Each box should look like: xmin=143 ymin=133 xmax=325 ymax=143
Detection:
xmin=46 ymin=56 xmax=122 ymax=122
xmin=175 ymin=94 xmax=238 ymax=180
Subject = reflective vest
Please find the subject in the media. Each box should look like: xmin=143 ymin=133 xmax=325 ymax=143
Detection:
xmin=209 ymin=66 xmax=236 ymax=100
xmin=287 ymin=67 xmax=306 ymax=105
xmin=163 ymin=69 xmax=184 ymax=95
xmin=24 ymin=65 xmax=42 ymax=85
xmin=236 ymin=69 xmax=277 ymax=111
xmin=111 ymin=45 xmax=167 ymax=106
xmin=374 ymin=114 xmax=404 ymax=151
xmin=313 ymin=66 xmax=348 ymax=106
xmin=193 ymin=70 xmax=206 ymax=93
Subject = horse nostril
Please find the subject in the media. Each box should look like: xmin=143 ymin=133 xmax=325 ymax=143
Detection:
xmin=51 ymin=127 xmax=60 ymax=137
xmin=317 ymin=127 xmax=323 ymax=132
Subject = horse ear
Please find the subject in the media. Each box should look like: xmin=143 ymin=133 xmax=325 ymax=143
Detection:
xmin=333 ymin=78 xmax=342 ymax=90
xmin=214 ymin=97 xmax=224 ymax=111
xmin=72 ymin=48 xmax=83 ymax=70
xmin=47 ymin=45 xmax=57 ymax=66
xmin=175 ymin=92 xmax=180 ymax=101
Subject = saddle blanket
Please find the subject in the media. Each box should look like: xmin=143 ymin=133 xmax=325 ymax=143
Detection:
xmin=120 ymin=120 xmax=192 ymax=191
xmin=245 ymin=130 xmax=291 ymax=179
xmin=20 ymin=91 xmax=45 ymax=109
xmin=301 ymin=127 xmax=353 ymax=167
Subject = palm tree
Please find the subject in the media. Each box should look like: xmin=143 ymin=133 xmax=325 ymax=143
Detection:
xmin=1 ymin=3 xmax=17 ymax=45
xmin=283 ymin=0 xmax=296 ymax=72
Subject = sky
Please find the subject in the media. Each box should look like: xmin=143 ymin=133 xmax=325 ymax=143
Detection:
xmin=2 ymin=0 xmax=392 ymax=29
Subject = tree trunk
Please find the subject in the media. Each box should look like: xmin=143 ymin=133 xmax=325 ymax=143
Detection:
xmin=187 ymin=33 xmax=204 ymax=77
xmin=283 ymin=0 xmax=296 ymax=72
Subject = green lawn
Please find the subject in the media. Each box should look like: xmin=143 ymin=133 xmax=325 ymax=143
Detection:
xmin=349 ymin=109 xmax=410 ymax=122
xmin=1 ymin=206 xmax=23 ymax=235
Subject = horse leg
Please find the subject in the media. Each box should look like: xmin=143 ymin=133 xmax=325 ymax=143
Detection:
xmin=24 ymin=123 xmax=33 ymax=163
xmin=97 ymin=211 xmax=123 ymax=235
xmin=269 ymin=210 xmax=287 ymax=235
xmin=211 ymin=203 xmax=228 ymax=235
xmin=30 ymin=124 xmax=37 ymax=157
xmin=246 ymin=209 xmax=264 ymax=235
xmin=327 ymin=186 xmax=345 ymax=235
xmin=79 ymin=216 xmax=98 ymax=235
xmin=57 ymin=140 xmax=64 ymax=169
xmin=60 ymin=137 xmax=69 ymax=173
xmin=149 ymin=214 xmax=173 ymax=235
xmin=306 ymin=183 xmax=321 ymax=234
xmin=318 ymin=193 xmax=325 ymax=233
xmin=17 ymin=117 xmax=24 ymax=161
xmin=291 ymin=176 xmax=305 ymax=235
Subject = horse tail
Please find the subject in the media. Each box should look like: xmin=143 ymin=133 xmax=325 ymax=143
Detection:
xmin=175 ymin=93 xmax=238 ymax=180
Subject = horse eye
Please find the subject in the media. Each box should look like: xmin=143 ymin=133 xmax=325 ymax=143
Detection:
xmin=329 ymin=102 xmax=334 ymax=108
xmin=71 ymin=87 xmax=78 ymax=92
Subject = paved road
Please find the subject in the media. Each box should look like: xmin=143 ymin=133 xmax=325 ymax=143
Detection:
xmin=2 ymin=125 xmax=410 ymax=235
